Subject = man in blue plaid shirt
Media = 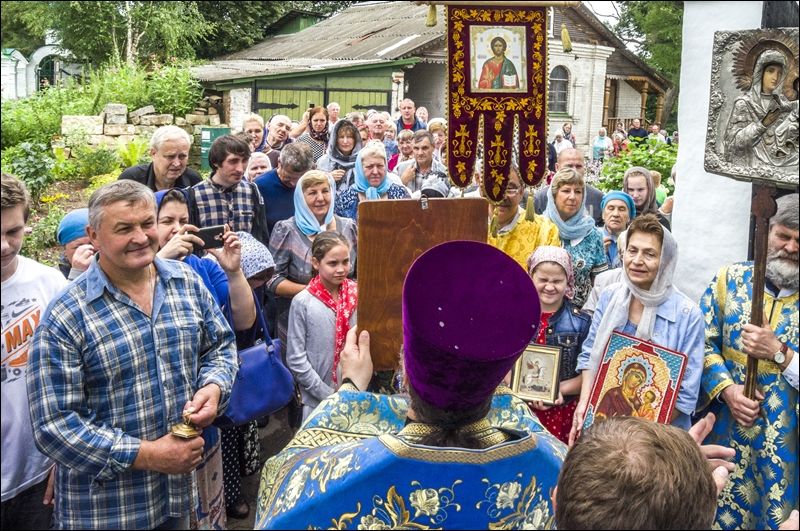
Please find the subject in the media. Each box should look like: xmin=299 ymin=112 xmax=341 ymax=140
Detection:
xmin=27 ymin=180 xmax=238 ymax=530
xmin=191 ymin=134 xmax=270 ymax=245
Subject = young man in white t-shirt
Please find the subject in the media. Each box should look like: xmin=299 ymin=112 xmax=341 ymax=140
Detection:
xmin=1 ymin=173 xmax=68 ymax=529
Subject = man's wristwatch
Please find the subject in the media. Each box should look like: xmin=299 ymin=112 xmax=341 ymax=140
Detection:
xmin=773 ymin=343 xmax=789 ymax=364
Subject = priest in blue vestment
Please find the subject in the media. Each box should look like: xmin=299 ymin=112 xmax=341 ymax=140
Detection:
xmin=697 ymin=193 xmax=798 ymax=530
xmin=255 ymin=240 xmax=566 ymax=529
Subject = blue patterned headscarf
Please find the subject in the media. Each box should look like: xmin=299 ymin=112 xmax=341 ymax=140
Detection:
xmin=352 ymin=146 xmax=392 ymax=200
xmin=237 ymin=231 xmax=275 ymax=278
xmin=293 ymin=172 xmax=336 ymax=236
xmin=544 ymin=170 xmax=597 ymax=241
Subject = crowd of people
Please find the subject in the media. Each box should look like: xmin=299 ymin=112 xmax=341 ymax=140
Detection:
xmin=1 ymin=94 xmax=797 ymax=531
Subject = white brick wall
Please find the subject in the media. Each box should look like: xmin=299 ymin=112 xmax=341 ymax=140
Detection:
xmin=226 ymin=88 xmax=252 ymax=132
xmin=1 ymin=58 xmax=17 ymax=99
xmin=615 ymin=81 xmax=642 ymax=121
xmin=548 ymin=40 xmax=614 ymax=155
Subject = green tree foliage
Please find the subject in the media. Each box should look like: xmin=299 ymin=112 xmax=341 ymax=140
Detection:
xmin=0 ymin=1 xmax=46 ymax=56
xmin=598 ymin=2 xmax=684 ymax=131
xmin=615 ymin=2 xmax=683 ymax=81
xmin=194 ymin=1 xmax=355 ymax=59
xmin=194 ymin=1 xmax=281 ymax=59
xmin=25 ymin=1 xmax=214 ymax=65
xmin=7 ymin=1 xmax=355 ymax=64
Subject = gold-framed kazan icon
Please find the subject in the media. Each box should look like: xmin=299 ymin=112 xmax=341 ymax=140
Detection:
xmin=511 ymin=344 xmax=562 ymax=404
xmin=447 ymin=6 xmax=549 ymax=202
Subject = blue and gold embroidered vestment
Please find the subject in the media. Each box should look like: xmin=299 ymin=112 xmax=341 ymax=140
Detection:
xmin=255 ymin=385 xmax=566 ymax=529
xmin=698 ymin=262 xmax=798 ymax=530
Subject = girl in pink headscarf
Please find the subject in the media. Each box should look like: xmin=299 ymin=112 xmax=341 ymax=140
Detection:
xmin=526 ymin=246 xmax=592 ymax=443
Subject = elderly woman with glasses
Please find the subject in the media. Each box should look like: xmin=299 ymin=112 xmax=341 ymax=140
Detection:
xmin=485 ymin=164 xmax=561 ymax=270
xmin=543 ymin=167 xmax=608 ymax=309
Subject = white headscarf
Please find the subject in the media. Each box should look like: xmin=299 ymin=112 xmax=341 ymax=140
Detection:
xmin=245 ymin=152 xmax=272 ymax=182
xmin=587 ymin=227 xmax=679 ymax=374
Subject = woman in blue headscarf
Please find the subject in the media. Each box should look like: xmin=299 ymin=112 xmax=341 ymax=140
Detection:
xmin=591 ymin=127 xmax=613 ymax=161
xmin=543 ymin=167 xmax=609 ymax=309
xmin=268 ymin=171 xmax=358 ymax=360
xmin=334 ymin=142 xmax=410 ymax=221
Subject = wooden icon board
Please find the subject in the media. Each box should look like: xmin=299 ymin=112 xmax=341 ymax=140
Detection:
xmin=357 ymin=197 xmax=488 ymax=370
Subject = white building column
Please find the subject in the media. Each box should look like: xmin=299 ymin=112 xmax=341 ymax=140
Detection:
xmin=671 ymin=1 xmax=764 ymax=301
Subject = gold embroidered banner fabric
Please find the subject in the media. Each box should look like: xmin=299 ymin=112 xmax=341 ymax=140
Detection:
xmin=447 ymin=6 xmax=549 ymax=202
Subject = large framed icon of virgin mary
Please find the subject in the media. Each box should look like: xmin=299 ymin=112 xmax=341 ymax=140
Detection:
xmin=582 ymin=332 xmax=688 ymax=432
xmin=704 ymin=28 xmax=798 ymax=189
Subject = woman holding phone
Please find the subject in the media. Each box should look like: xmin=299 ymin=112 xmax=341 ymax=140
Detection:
xmin=154 ymin=188 xmax=262 ymax=524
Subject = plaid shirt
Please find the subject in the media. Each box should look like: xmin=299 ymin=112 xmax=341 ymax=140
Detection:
xmin=27 ymin=257 xmax=237 ymax=530
xmin=193 ymin=177 xmax=257 ymax=231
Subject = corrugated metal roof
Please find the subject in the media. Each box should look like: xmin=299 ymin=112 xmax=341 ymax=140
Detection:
xmin=222 ymin=1 xmax=445 ymax=62
xmin=193 ymin=57 xmax=400 ymax=83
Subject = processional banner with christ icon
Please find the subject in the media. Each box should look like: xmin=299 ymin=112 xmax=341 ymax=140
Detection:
xmin=447 ymin=6 xmax=549 ymax=202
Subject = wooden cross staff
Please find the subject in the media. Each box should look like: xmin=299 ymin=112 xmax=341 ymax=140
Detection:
xmin=744 ymin=184 xmax=777 ymax=400
xmin=742 ymin=4 xmax=795 ymax=400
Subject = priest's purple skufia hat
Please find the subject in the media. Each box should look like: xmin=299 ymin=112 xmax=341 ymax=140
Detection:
xmin=403 ymin=240 xmax=541 ymax=411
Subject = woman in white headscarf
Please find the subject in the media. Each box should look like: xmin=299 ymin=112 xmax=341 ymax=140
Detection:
xmin=245 ymin=152 xmax=272 ymax=182
xmin=724 ymin=49 xmax=798 ymax=167
xmin=568 ymin=213 xmax=705 ymax=445
xmin=553 ymin=132 xmax=572 ymax=155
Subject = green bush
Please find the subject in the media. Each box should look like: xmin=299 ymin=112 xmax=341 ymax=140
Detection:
xmin=2 ymin=61 xmax=203 ymax=151
xmin=86 ymin=169 xmax=123 ymax=195
xmin=0 ymin=142 xmax=56 ymax=201
xmin=1 ymin=82 xmax=94 ymax=150
xmin=85 ymin=61 xmax=203 ymax=118
xmin=53 ymin=147 xmax=81 ymax=181
xmin=20 ymin=205 xmax=65 ymax=265
xmin=118 ymin=137 xmax=152 ymax=168
xmin=75 ymin=145 xmax=121 ymax=179
xmin=597 ymin=138 xmax=678 ymax=195
xmin=147 ymin=59 xmax=204 ymax=117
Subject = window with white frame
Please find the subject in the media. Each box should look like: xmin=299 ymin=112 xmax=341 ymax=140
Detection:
xmin=548 ymin=66 xmax=569 ymax=114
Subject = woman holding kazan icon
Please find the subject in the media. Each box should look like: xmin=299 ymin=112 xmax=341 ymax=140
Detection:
xmin=478 ymin=36 xmax=519 ymax=90
xmin=569 ymin=214 xmax=705 ymax=446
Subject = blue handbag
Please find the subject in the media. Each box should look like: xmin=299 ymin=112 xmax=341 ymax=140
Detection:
xmin=214 ymin=293 xmax=295 ymax=428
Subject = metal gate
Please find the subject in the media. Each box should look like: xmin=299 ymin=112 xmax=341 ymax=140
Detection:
xmin=253 ymin=85 xmax=391 ymax=122
xmin=38 ymin=55 xmax=56 ymax=89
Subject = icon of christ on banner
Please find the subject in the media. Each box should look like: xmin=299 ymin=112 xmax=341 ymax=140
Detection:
xmin=471 ymin=26 xmax=526 ymax=93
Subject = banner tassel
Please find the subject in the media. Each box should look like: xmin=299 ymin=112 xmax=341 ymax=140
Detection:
xmin=561 ymin=23 xmax=572 ymax=53
xmin=525 ymin=187 xmax=536 ymax=222
xmin=426 ymin=4 xmax=437 ymax=27
xmin=489 ymin=208 xmax=499 ymax=239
